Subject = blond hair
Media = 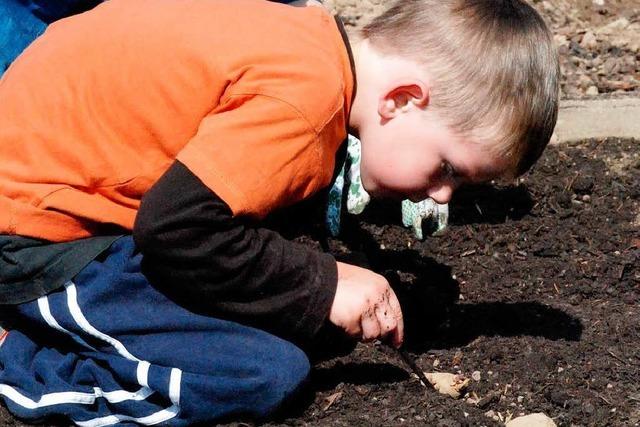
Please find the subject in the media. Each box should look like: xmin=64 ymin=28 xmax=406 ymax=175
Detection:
xmin=362 ymin=0 xmax=560 ymax=177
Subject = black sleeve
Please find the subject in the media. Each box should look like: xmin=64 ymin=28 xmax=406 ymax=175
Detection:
xmin=133 ymin=160 xmax=338 ymax=343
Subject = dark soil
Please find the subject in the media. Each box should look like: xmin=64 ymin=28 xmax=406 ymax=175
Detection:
xmin=261 ymin=138 xmax=639 ymax=427
xmin=0 ymin=142 xmax=638 ymax=426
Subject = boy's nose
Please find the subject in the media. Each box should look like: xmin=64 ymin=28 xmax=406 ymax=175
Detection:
xmin=426 ymin=184 xmax=454 ymax=204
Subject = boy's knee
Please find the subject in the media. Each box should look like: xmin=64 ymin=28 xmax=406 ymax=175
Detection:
xmin=252 ymin=339 xmax=310 ymax=417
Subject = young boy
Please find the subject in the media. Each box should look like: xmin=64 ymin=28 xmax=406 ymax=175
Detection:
xmin=0 ymin=0 xmax=559 ymax=425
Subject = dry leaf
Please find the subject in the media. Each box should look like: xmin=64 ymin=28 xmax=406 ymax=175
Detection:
xmin=321 ymin=391 xmax=343 ymax=411
xmin=423 ymin=372 xmax=470 ymax=398
xmin=506 ymin=413 xmax=557 ymax=427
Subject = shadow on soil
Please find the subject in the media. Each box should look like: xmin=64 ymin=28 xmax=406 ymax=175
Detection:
xmin=337 ymin=206 xmax=582 ymax=342
xmin=337 ymin=229 xmax=583 ymax=353
xmin=354 ymin=182 xmax=535 ymax=229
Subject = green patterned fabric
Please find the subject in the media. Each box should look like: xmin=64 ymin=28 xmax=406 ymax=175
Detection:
xmin=401 ymin=199 xmax=449 ymax=240
xmin=326 ymin=135 xmax=449 ymax=240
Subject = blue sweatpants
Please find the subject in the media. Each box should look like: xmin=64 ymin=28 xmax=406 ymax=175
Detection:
xmin=0 ymin=236 xmax=310 ymax=426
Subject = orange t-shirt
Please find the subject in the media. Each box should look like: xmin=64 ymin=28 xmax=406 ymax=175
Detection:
xmin=0 ymin=0 xmax=354 ymax=242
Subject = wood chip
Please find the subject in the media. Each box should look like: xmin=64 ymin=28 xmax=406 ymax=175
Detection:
xmin=322 ymin=391 xmax=343 ymax=411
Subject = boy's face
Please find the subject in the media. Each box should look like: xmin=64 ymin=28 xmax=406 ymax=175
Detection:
xmin=358 ymin=111 xmax=506 ymax=204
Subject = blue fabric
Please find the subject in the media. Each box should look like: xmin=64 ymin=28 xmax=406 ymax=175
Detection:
xmin=17 ymin=0 xmax=102 ymax=23
xmin=0 ymin=0 xmax=304 ymax=78
xmin=0 ymin=236 xmax=310 ymax=426
xmin=0 ymin=0 xmax=46 ymax=75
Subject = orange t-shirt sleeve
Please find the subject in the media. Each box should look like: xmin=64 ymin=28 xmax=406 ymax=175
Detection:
xmin=177 ymin=93 xmax=328 ymax=218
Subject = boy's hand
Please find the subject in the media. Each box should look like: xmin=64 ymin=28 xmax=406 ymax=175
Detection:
xmin=329 ymin=262 xmax=404 ymax=348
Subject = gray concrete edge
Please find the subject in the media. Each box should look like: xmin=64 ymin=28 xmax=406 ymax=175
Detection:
xmin=554 ymin=96 xmax=640 ymax=143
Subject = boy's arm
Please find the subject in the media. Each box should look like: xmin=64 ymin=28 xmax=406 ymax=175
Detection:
xmin=133 ymin=160 xmax=337 ymax=343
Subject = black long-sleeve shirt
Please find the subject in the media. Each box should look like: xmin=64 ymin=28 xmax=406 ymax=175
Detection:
xmin=0 ymin=161 xmax=338 ymax=344
xmin=134 ymin=161 xmax=338 ymax=341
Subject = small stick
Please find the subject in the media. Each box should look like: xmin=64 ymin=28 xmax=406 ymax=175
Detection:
xmin=395 ymin=347 xmax=433 ymax=389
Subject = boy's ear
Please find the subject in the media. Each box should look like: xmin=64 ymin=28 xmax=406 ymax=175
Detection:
xmin=378 ymin=80 xmax=430 ymax=120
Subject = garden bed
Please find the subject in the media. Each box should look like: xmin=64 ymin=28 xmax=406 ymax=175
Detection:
xmin=266 ymin=137 xmax=639 ymax=426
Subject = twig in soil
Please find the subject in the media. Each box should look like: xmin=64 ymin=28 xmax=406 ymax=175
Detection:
xmin=461 ymin=249 xmax=476 ymax=257
xmin=595 ymin=392 xmax=613 ymax=406
xmin=476 ymin=261 xmax=490 ymax=270
xmin=395 ymin=347 xmax=433 ymax=390
xmin=532 ymin=382 xmax=553 ymax=396
xmin=607 ymin=348 xmax=627 ymax=365
xmin=565 ymin=173 xmax=580 ymax=191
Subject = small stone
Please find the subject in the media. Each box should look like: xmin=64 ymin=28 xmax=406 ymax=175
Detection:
xmin=586 ymin=85 xmax=599 ymax=96
xmin=580 ymin=31 xmax=598 ymax=49
xmin=472 ymin=371 xmax=482 ymax=382
xmin=517 ymin=396 xmax=524 ymax=403
xmin=553 ymin=34 xmax=569 ymax=47
xmin=506 ymin=413 xmax=556 ymax=427
xmin=577 ymin=74 xmax=594 ymax=89
xmin=603 ymin=58 xmax=620 ymax=75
